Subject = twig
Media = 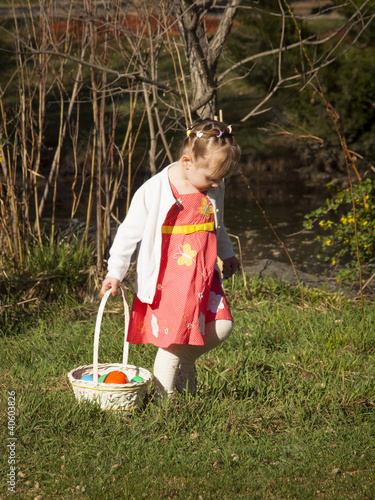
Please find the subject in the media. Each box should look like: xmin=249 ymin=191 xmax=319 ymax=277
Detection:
xmin=239 ymin=170 xmax=305 ymax=308
xmin=228 ymin=232 xmax=250 ymax=294
xmin=269 ymin=124 xmax=324 ymax=147
xmin=360 ymin=272 xmax=375 ymax=293
xmin=1 ymin=297 xmax=39 ymax=309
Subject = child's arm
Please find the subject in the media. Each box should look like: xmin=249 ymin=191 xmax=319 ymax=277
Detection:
xmin=101 ymin=185 xmax=150 ymax=296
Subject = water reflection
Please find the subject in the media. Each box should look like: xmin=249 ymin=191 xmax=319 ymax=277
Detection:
xmin=224 ymin=177 xmax=327 ymax=274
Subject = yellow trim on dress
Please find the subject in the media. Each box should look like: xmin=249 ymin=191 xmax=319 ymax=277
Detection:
xmin=162 ymin=221 xmax=215 ymax=235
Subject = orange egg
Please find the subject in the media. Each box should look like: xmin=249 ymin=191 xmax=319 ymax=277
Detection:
xmin=104 ymin=371 xmax=128 ymax=384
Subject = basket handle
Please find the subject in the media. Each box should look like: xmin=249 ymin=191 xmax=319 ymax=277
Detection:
xmin=92 ymin=285 xmax=130 ymax=383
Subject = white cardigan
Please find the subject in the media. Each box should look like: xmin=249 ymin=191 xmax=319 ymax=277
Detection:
xmin=106 ymin=164 xmax=235 ymax=304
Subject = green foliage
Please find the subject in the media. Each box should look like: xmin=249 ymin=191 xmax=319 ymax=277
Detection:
xmin=6 ymin=234 xmax=95 ymax=285
xmin=0 ymin=235 xmax=96 ymax=336
xmin=323 ymin=50 xmax=375 ymax=157
xmin=304 ymin=178 xmax=375 ymax=279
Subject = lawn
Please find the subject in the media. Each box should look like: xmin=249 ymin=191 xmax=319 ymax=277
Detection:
xmin=1 ymin=277 xmax=374 ymax=499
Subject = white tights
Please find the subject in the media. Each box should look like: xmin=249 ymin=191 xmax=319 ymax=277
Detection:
xmin=153 ymin=320 xmax=233 ymax=399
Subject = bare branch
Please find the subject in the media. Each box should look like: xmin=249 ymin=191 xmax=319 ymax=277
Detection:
xmin=218 ymin=1 xmax=372 ymax=84
xmin=208 ymin=0 xmax=242 ymax=67
xmin=10 ymin=46 xmax=184 ymax=98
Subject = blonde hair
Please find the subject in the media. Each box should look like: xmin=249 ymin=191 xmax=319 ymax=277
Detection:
xmin=179 ymin=120 xmax=241 ymax=179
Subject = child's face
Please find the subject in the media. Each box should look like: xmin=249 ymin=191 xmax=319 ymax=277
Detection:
xmin=183 ymin=154 xmax=223 ymax=192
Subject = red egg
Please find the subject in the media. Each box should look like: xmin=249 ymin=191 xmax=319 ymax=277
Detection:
xmin=104 ymin=371 xmax=129 ymax=384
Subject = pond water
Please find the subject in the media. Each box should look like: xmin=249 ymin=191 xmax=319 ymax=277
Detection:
xmin=223 ymin=176 xmax=327 ymax=274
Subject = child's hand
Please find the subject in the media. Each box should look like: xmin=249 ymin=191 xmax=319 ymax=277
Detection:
xmin=222 ymin=256 xmax=239 ymax=279
xmin=101 ymin=277 xmax=120 ymax=296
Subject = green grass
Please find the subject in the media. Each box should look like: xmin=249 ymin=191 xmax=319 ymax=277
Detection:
xmin=1 ymin=277 xmax=374 ymax=499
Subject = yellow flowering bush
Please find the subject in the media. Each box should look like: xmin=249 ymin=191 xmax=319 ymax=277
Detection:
xmin=304 ymin=178 xmax=375 ymax=279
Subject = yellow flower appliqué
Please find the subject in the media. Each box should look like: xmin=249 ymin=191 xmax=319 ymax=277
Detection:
xmin=177 ymin=243 xmax=197 ymax=267
xmin=199 ymin=198 xmax=214 ymax=220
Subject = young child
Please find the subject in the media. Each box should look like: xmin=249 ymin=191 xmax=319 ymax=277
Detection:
xmin=101 ymin=119 xmax=241 ymax=401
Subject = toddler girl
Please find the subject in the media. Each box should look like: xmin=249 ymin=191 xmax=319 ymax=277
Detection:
xmin=101 ymin=119 xmax=241 ymax=401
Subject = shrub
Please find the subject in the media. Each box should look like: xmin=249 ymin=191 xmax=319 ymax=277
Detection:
xmin=303 ymin=177 xmax=375 ymax=280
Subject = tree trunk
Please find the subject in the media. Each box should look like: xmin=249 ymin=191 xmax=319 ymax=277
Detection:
xmin=174 ymin=0 xmax=242 ymax=119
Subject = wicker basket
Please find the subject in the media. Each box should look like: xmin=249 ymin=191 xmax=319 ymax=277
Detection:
xmin=67 ymin=286 xmax=152 ymax=411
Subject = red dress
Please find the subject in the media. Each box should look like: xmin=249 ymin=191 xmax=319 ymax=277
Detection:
xmin=127 ymin=183 xmax=232 ymax=348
